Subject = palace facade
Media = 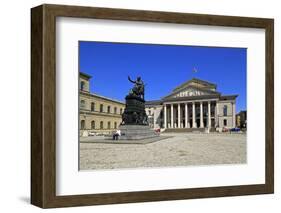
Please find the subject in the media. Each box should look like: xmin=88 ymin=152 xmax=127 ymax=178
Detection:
xmin=79 ymin=72 xmax=125 ymax=136
xmin=145 ymin=78 xmax=237 ymax=131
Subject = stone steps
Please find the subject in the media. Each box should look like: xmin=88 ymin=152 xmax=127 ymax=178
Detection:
xmin=164 ymin=128 xmax=206 ymax=133
xmin=119 ymin=125 xmax=159 ymax=140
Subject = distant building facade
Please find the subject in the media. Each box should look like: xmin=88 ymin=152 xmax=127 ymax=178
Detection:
xmin=79 ymin=72 xmax=125 ymax=136
xmin=236 ymin=110 xmax=247 ymax=129
xmin=145 ymin=78 xmax=238 ymax=131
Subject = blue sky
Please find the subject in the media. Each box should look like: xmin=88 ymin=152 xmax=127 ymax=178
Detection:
xmin=79 ymin=41 xmax=247 ymax=113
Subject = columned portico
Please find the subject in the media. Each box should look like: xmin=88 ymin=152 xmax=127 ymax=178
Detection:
xmin=163 ymin=100 xmax=220 ymax=130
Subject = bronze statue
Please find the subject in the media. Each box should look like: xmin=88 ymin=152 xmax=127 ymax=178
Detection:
xmin=121 ymin=76 xmax=148 ymax=125
xmin=128 ymin=76 xmax=145 ymax=99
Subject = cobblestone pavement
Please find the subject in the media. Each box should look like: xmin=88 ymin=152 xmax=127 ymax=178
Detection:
xmin=79 ymin=133 xmax=246 ymax=170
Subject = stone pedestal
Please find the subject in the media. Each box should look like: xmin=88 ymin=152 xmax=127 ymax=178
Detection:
xmin=121 ymin=95 xmax=148 ymax=125
xmin=119 ymin=82 xmax=159 ymax=140
xmin=119 ymin=125 xmax=159 ymax=140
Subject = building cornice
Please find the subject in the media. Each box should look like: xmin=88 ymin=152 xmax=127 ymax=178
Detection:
xmin=145 ymin=100 xmax=163 ymax=106
xmin=163 ymin=94 xmax=220 ymax=102
xmin=80 ymin=109 xmax=122 ymax=118
xmin=80 ymin=91 xmax=125 ymax=105
xmin=219 ymin=95 xmax=238 ymax=100
xmin=80 ymin=72 xmax=92 ymax=79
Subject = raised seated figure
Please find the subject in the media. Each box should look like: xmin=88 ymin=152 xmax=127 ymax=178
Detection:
xmin=128 ymin=76 xmax=145 ymax=99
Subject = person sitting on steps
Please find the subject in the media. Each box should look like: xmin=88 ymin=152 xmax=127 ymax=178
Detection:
xmin=113 ymin=129 xmax=121 ymax=140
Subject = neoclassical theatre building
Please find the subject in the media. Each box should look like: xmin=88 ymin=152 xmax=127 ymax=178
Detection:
xmin=79 ymin=72 xmax=125 ymax=136
xmin=145 ymin=78 xmax=237 ymax=131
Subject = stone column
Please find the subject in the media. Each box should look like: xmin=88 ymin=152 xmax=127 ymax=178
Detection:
xmin=178 ymin=104 xmax=181 ymax=128
xmin=208 ymin=101 xmax=211 ymax=127
xmin=185 ymin=103 xmax=188 ymax=128
xmin=200 ymin=102 xmax=204 ymax=128
xmin=192 ymin=102 xmax=197 ymax=128
xmin=167 ymin=107 xmax=171 ymax=128
xmin=171 ymin=104 xmax=174 ymax=128
xmin=215 ymin=101 xmax=219 ymax=127
xmin=232 ymin=102 xmax=236 ymax=128
xmin=164 ymin=104 xmax=167 ymax=129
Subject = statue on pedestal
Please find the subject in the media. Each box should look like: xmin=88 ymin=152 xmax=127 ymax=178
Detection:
xmin=121 ymin=76 xmax=148 ymax=125
xmin=119 ymin=75 xmax=159 ymax=140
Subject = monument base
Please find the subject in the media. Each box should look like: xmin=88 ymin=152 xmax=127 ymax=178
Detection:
xmin=119 ymin=125 xmax=159 ymax=140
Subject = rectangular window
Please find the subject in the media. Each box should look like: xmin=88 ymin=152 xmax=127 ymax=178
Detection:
xmin=91 ymin=102 xmax=95 ymax=111
xmin=100 ymin=104 xmax=103 ymax=112
xmin=91 ymin=121 xmax=95 ymax=129
xmin=223 ymin=105 xmax=227 ymax=116
xmin=80 ymin=81 xmax=85 ymax=91
xmin=224 ymin=119 xmax=227 ymax=126
xmin=81 ymin=120 xmax=85 ymax=129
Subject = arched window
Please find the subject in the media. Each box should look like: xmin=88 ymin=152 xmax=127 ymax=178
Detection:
xmin=80 ymin=81 xmax=85 ymax=91
xmin=100 ymin=104 xmax=103 ymax=112
xmin=80 ymin=120 xmax=85 ymax=130
xmin=120 ymin=108 xmax=123 ymax=115
xmin=223 ymin=105 xmax=228 ymax=116
xmin=114 ymin=107 xmax=117 ymax=114
xmin=91 ymin=102 xmax=95 ymax=111
xmin=107 ymin=121 xmax=111 ymax=129
xmin=107 ymin=106 xmax=111 ymax=113
xmin=91 ymin=120 xmax=95 ymax=129
xmin=114 ymin=122 xmax=117 ymax=129
xmin=80 ymin=100 xmax=85 ymax=108
xmin=100 ymin=121 xmax=103 ymax=129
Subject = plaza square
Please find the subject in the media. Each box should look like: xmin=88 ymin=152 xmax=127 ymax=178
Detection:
xmin=80 ymin=133 xmax=246 ymax=170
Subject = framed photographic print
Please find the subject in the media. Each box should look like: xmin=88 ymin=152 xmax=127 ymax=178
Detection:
xmin=31 ymin=4 xmax=274 ymax=208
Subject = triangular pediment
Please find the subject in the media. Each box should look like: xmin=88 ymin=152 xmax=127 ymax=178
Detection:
xmin=173 ymin=87 xmax=213 ymax=98
xmin=173 ymin=78 xmax=217 ymax=93
xmin=162 ymin=85 xmax=220 ymax=100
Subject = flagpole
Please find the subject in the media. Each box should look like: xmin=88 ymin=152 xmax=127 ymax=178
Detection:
xmin=192 ymin=67 xmax=198 ymax=95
